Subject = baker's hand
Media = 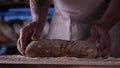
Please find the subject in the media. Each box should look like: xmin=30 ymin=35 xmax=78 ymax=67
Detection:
xmin=90 ymin=24 xmax=111 ymax=57
xmin=17 ymin=23 xmax=42 ymax=55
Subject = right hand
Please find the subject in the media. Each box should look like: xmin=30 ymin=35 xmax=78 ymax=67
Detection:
xmin=17 ymin=22 xmax=42 ymax=55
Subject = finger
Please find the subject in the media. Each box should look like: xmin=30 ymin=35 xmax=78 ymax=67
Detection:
xmin=97 ymin=27 xmax=110 ymax=57
xmin=102 ymin=35 xmax=111 ymax=56
xmin=101 ymin=42 xmax=110 ymax=57
xmin=20 ymin=28 xmax=33 ymax=55
xmin=97 ymin=27 xmax=106 ymax=56
xmin=97 ymin=41 xmax=104 ymax=57
xmin=102 ymin=47 xmax=111 ymax=57
xmin=19 ymin=29 xmax=27 ymax=55
xmin=19 ymin=39 xmax=25 ymax=55
xmin=17 ymin=39 xmax=22 ymax=54
xmin=97 ymin=38 xmax=105 ymax=57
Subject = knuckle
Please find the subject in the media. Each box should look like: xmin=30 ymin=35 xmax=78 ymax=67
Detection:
xmin=20 ymin=28 xmax=24 ymax=32
xmin=20 ymin=27 xmax=28 ymax=33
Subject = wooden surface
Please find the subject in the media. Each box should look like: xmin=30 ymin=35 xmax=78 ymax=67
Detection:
xmin=0 ymin=55 xmax=120 ymax=68
xmin=0 ymin=64 xmax=120 ymax=68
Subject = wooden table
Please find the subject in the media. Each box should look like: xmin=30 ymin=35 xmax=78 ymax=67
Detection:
xmin=0 ymin=55 xmax=120 ymax=68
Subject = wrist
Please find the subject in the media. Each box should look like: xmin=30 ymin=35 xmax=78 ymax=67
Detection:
xmin=93 ymin=23 xmax=109 ymax=32
xmin=96 ymin=19 xmax=115 ymax=32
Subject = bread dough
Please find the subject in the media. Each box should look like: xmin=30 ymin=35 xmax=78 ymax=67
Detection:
xmin=25 ymin=39 xmax=97 ymax=58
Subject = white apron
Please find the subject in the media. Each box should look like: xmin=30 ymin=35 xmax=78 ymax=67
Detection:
xmin=47 ymin=0 xmax=107 ymax=40
xmin=47 ymin=0 xmax=120 ymax=57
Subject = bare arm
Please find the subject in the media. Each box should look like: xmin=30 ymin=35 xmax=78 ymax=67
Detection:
xmin=97 ymin=0 xmax=120 ymax=31
xmin=30 ymin=0 xmax=51 ymax=24
xmin=29 ymin=0 xmax=51 ymax=39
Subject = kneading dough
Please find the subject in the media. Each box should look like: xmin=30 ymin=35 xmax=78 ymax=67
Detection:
xmin=25 ymin=39 xmax=97 ymax=58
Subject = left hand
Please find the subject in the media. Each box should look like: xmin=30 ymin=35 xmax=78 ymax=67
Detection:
xmin=90 ymin=24 xmax=111 ymax=57
xmin=17 ymin=22 xmax=42 ymax=55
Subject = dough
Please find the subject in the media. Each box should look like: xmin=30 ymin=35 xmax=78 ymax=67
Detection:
xmin=25 ymin=39 xmax=97 ymax=58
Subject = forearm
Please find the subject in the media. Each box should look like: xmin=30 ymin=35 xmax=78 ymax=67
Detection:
xmin=97 ymin=0 xmax=120 ymax=31
xmin=29 ymin=0 xmax=51 ymax=24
